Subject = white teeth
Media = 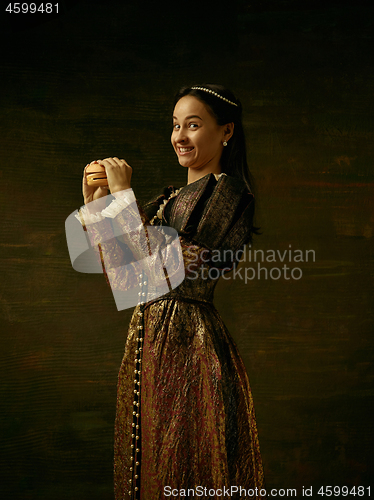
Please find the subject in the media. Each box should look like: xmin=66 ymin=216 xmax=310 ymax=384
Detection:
xmin=179 ymin=147 xmax=194 ymax=152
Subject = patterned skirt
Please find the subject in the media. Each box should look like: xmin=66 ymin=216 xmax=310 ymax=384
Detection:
xmin=113 ymin=291 xmax=264 ymax=500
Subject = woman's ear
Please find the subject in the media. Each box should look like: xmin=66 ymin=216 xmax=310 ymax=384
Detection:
xmin=223 ymin=122 xmax=234 ymax=142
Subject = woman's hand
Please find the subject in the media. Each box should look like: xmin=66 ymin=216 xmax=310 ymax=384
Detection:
xmin=82 ymin=160 xmax=109 ymax=210
xmin=98 ymin=157 xmax=132 ymax=194
xmin=82 ymin=156 xmax=132 ymax=211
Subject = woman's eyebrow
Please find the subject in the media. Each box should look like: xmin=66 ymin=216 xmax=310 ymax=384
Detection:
xmin=172 ymin=115 xmax=203 ymax=121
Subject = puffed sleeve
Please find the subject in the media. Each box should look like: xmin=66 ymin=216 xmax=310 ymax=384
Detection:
xmin=67 ymin=189 xmax=185 ymax=311
xmin=107 ymin=197 xmax=185 ymax=293
xmin=67 ymin=198 xmax=134 ymax=277
xmin=72 ymin=194 xmax=144 ymax=292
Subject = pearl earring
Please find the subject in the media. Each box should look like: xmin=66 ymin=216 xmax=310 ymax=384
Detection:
xmin=223 ymin=141 xmax=228 ymax=147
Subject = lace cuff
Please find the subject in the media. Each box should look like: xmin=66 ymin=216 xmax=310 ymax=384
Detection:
xmin=74 ymin=205 xmax=105 ymax=226
xmin=101 ymin=189 xmax=136 ymax=218
xmin=74 ymin=189 xmax=135 ymax=226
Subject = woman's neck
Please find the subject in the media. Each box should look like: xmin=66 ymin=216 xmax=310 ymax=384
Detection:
xmin=187 ymin=164 xmax=222 ymax=185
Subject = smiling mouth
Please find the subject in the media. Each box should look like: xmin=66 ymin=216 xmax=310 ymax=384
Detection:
xmin=178 ymin=147 xmax=194 ymax=155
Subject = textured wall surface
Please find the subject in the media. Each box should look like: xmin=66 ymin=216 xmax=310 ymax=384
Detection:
xmin=0 ymin=0 xmax=373 ymax=498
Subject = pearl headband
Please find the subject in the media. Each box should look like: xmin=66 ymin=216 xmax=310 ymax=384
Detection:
xmin=191 ymin=87 xmax=238 ymax=107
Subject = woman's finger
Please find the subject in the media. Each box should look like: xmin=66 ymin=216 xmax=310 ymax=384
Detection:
xmin=100 ymin=157 xmax=118 ymax=168
xmin=112 ymin=157 xmax=129 ymax=167
xmin=111 ymin=157 xmax=122 ymax=166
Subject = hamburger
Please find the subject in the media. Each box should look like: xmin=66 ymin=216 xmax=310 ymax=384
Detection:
xmin=86 ymin=163 xmax=108 ymax=187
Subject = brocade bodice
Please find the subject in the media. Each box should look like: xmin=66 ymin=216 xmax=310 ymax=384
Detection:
xmin=143 ymin=172 xmax=255 ymax=306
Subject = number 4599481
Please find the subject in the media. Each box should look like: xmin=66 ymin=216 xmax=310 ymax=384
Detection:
xmin=318 ymin=486 xmax=370 ymax=496
xmin=5 ymin=3 xmax=59 ymax=14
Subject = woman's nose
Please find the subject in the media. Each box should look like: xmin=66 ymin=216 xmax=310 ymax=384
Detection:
xmin=175 ymin=127 xmax=187 ymax=142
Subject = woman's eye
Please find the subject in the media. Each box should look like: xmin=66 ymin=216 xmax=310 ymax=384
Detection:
xmin=172 ymin=123 xmax=198 ymax=130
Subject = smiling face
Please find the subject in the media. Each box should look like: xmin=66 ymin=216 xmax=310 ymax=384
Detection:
xmin=171 ymin=95 xmax=231 ymax=178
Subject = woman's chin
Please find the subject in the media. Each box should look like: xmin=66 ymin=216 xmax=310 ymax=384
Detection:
xmin=178 ymin=159 xmax=191 ymax=168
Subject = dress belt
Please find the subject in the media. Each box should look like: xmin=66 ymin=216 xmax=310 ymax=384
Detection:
xmin=143 ymin=295 xmax=214 ymax=310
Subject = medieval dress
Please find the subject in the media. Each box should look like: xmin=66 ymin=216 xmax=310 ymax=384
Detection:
xmin=78 ymin=172 xmax=264 ymax=500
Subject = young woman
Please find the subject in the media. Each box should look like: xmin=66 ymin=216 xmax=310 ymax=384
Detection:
xmin=77 ymin=84 xmax=264 ymax=499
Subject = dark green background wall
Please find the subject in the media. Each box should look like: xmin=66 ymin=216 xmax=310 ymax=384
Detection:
xmin=0 ymin=1 xmax=373 ymax=498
